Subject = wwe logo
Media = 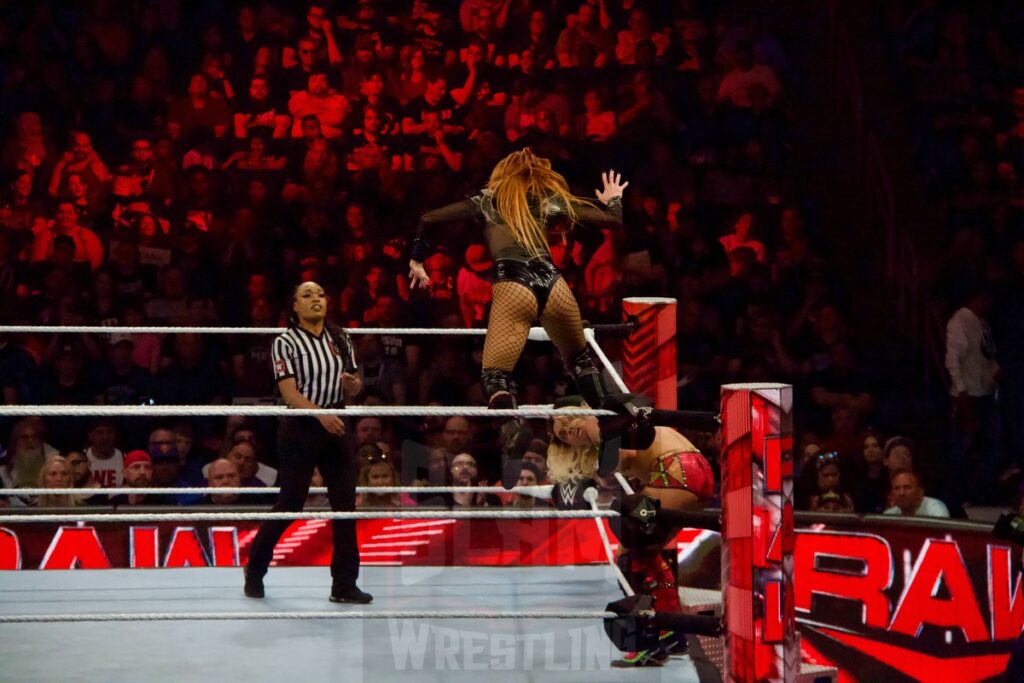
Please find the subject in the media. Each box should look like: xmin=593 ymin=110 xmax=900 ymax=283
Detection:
xmin=558 ymin=482 xmax=580 ymax=506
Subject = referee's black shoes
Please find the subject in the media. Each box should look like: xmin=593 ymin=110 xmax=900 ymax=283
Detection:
xmin=330 ymin=584 xmax=373 ymax=604
xmin=243 ymin=566 xmax=265 ymax=599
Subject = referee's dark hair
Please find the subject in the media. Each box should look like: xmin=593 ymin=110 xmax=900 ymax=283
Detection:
xmin=285 ymin=284 xmax=357 ymax=369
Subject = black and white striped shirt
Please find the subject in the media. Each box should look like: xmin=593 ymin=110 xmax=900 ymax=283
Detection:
xmin=271 ymin=326 xmax=357 ymax=407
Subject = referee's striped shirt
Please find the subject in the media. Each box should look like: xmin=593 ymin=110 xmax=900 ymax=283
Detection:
xmin=271 ymin=326 xmax=356 ymax=407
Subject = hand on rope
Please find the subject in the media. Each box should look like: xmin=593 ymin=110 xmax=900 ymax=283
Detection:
xmin=609 ymin=493 xmax=674 ymax=550
xmin=603 ymin=594 xmax=723 ymax=653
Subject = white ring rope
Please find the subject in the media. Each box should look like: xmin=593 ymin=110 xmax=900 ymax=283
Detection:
xmin=0 ymin=322 xmax=638 ymax=624
xmin=0 ymin=485 xmax=554 ymax=498
xmin=0 ymin=405 xmax=614 ymax=418
xmin=585 ymin=488 xmax=634 ymax=598
xmin=0 ymin=325 xmax=559 ymax=341
xmin=584 ymin=328 xmax=630 ymax=394
xmin=613 ymin=472 xmax=636 ymax=497
xmin=0 ymin=610 xmax=617 ymax=624
xmin=0 ymin=509 xmax=617 ymax=524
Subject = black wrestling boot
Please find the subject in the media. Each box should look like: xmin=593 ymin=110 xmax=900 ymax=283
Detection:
xmin=482 ymin=367 xmax=516 ymax=409
xmin=330 ymin=584 xmax=373 ymax=604
xmin=483 ymin=367 xmax=533 ymax=470
xmin=243 ymin=566 xmax=265 ymax=599
xmin=567 ymin=347 xmax=609 ymax=408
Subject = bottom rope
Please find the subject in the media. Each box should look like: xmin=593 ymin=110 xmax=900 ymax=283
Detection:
xmin=0 ymin=609 xmax=616 ymax=624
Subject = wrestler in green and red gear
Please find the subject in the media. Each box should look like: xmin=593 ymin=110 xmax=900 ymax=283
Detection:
xmin=542 ymin=395 xmax=715 ymax=666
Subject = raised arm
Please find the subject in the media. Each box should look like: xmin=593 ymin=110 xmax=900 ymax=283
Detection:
xmin=574 ymin=197 xmax=622 ymax=228
xmin=573 ymin=169 xmax=628 ymax=228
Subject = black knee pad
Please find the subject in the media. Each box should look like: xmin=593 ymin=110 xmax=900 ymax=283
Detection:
xmin=567 ymin=347 xmax=608 ymax=408
xmin=481 ymin=367 xmax=516 ymax=407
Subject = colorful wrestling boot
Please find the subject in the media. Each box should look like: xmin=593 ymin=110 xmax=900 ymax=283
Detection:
xmin=611 ymin=553 xmax=687 ymax=666
xmin=611 ymin=645 xmax=671 ymax=667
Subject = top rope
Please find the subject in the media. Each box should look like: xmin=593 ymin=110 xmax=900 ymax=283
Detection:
xmin=0 ymin=325 xmax=507 ymax=336
xmin=0 ymin=509 xmax=617 ymax=523
xmin=0 ymin=405 xmax=614 ymax=418
xmin=0 ymin=323 xmax=633 ymax=339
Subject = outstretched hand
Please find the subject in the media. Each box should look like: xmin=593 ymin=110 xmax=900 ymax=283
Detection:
xmin=409 ymin=260 xmax=431 ymax=289
xmin=595 ymin=169 xmax=628 ymax=205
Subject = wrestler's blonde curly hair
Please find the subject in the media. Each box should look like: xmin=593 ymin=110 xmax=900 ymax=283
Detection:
xmin=546 ymin=406 xmax=600 ymax=483
xmin=486 ymin=148 xmax=592 ymax=257
xmin=546 ymin=441 xmax=599 ymax=483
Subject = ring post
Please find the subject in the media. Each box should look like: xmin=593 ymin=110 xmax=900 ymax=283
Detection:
xmin=720 ymin=383 xmax=796 ymax=682
xmin=622 ymin=297 xmax=677 ymax=409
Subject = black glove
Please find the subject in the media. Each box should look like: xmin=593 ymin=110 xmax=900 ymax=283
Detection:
xmin=604 ymin=595 xmax=660 ymax=653
xmin=599 ymin=393 xmax=655 ymax=451
xmin=604 ymin=594 xmax=722 ymax=653
xmin=551 ymin=478 xmax=597 ymax=510
xmin=597 ymin=438 xmax=620 ymax=478
xmin=610 ymin=493 xmax=673 ymax=549
xmin=600 ymin=392 xmax=651 ymax=416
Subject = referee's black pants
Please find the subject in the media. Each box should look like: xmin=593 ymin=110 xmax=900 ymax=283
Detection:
xmin=247 ymin=416 xmax=359 ymax=586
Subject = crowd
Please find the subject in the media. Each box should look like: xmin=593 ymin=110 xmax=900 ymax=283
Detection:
xmin=879 ymin=0 xmax=1023 ymax=511
xmin=1 ymin=0 xmax=1011 ymax=519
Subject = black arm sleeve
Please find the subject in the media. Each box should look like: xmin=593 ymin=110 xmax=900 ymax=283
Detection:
xmin=573 ymin=197 xmax=623 ymax=229
xmin=411 ymin=199 xmax=481 ymax=262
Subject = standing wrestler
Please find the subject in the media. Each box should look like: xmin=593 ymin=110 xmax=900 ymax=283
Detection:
xmin=546 ymin=397 xmax=715 ymax=666
xmin=244 ymin=281 xmax=372 ymax=604
xmin=408 ymin=148 xmax=628 ymax=411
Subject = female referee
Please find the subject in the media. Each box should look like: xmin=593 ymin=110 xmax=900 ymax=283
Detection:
xmin=244 ymin=281 xmax=371 ymax=604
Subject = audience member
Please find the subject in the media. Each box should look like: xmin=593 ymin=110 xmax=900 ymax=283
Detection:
xmin=449 ymin=452 xmax=497 ymax=507
xmin=884 ymin=470 xmax=950 ymax=518
xmin=110 ymin=450 xmax=161 ymax=506
xmin=35 ymin=454 xmax=77 ymax=508
xmin=30 ymin=202 xmax=104 ymax=271
xmin=945 ymin=283 xmax=1001 ymax=505
xmin=802 ymin=451 xmax=854 ymax=513
xmin=356 ymin=458 xmax=414 ymax=508
xmin=850 ymin=431 xmax=889 ymax=513
xmin=206 ymin=458 xmax=244 ymax=504
xmin=85 ymin=418 xmax=124 ymax=488
xmin=168 ymin=74 xmax=232 ymax=139
xmin=440 ymin=417 xmax=472 ymax=458
xmin=508 ymin=461 xmax=549 ymax=509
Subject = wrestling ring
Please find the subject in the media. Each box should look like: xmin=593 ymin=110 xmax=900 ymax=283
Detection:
xmin=0 ymin=307 xmax=831 ymax=682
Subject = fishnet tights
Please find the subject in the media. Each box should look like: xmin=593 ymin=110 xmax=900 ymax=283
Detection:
xmin=482 ymin=278 xmax=587 ymax=371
